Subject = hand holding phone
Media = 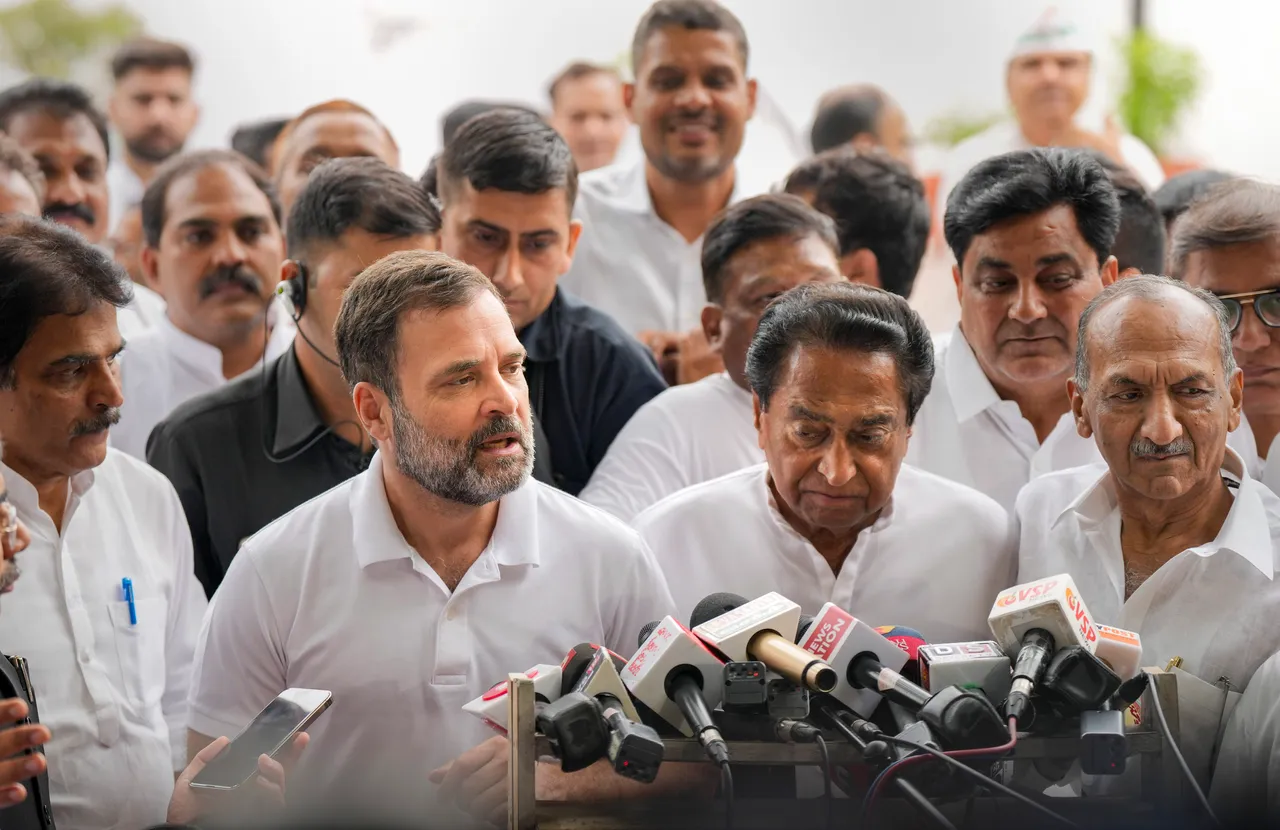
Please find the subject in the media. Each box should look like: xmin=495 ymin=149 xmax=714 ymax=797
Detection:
xmin=190 ymin=688 xmax=330 ymax=792
xmin=168 ymin=731 xmax=309 ymax=824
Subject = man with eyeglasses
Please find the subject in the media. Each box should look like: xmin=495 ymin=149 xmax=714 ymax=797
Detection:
xmin=1172 ymin=180 xmax=1280 ymax=492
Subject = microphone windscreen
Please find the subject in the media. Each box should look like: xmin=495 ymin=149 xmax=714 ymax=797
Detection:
xmin=689 ymin=592 xmax=748 ymax=628
xmin=795 ymin=615 xmax=815 ymax=644
xmin=638 ymin=620 xmax=660 ymax=649
xmin=876 ymin=625 xmax=929 ymax=683
xmin=559 ymin=643 xmax=600 ymax=695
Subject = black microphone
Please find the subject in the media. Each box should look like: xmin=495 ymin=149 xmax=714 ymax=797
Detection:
xmin=557 ymin=643 xmax=664 ymax=782
xmin=626 ymin=619 xmax=729 ymax=766
xmin=1039 ymin=645 xmax=1122 ymax=716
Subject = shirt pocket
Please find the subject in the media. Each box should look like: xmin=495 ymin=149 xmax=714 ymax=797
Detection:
xmin=106 ymin=598 xmax=167 ymax=709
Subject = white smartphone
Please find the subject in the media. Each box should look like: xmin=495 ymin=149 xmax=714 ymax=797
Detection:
xmin=189 ymin=687 xmax=332 ymax=791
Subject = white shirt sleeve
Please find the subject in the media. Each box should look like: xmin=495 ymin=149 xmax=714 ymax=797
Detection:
xmin=602 ymin=535 xmax=678 ymax=658
xmin=1210 ymin=650 xmax=1280 ymax=823
xmin=162 ymin=485 xmax=208 ymax=771
xmin=580 ymin=402 xmax=689 ymax=523
xmin=186 ymin=544 xmax=288 ymax=740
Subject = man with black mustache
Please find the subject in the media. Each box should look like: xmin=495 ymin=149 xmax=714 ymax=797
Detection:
xmin=111 ymin=150 xmax=293 ymax=459
xmin=0 ymin=216 xmax=208 ymax=830
xmin=106 ymin=39 xmax=199 ymax=233
xmin=560 ymin=0 xmax=756 ymax=382
xmin=0 ymin=79 xmax=168 ymax=340
xmin=1017 ymin=275 xmax=1280 ymax=810
xmin=905 ymin=148 xmax=1116 ymax=512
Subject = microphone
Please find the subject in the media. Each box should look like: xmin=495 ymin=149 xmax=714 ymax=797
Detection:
xmin=462 ymin=663 xmax=563 ymax=735
xmin=865 ymin=624 xmax=1008 ymax=750
xmin=1039 ymin=645 xmax=1122 ymax=715
xmin=988 ymin=574 xmax=1100 ymax=725
xmin=795 ymin=602 xmax=909 ymax=717
xmin=562 ymin=643 xmax=643 ymax=724
xmin=917 ymin=642 xmax=1012 ymax=709
xmin=691 ymin=592 xmax=838 ymax=693
xmin=536 ymin=691 xmax=663 ymax=782
xmin=622 ymin=616 xmax=729 ymax=765
xmin=1095 ymin=625 xmax=1142 ymax=681
xmin=557 ymin=644 xmax=664 ymax=782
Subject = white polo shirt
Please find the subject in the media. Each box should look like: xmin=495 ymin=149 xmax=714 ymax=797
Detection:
xmin=634 ymin=463 xmax=1017 ymax=642
xmin=561 ymin=159 xmax=743 ymax=336
xmin=581 ymin=372 xmax=762 ymax=522
xmin=113 ymin=305 xmax=295 ymax=459
xmin=0 ymin=450 xmax=207 ymax=830
xmin=1016 ymin=450 xmax=1280 ymax=786
xmin=905 ymin=325 xmax=1101 ymax=512
xmin=187 ymin=452 xmax=675 ymax=815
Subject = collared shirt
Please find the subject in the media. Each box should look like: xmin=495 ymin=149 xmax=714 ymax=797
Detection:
xmin=519 ymin=289 xmax=666 ymax=495
xmin=635 ymin=463 xmax=1017 ymax=643
xmin=146 ymin=346 xmax=373 ymax=598
xmin=560 ymin=158 xmax=742 ymax=335
xmin=187 ymin=452 xmax=675 ymax=815
xmin=112 ymin=305 xmax=296 ymax=460
xmin=905 ymin=325 xmax=1101 ymax=513
xmin=581 ymin=372 xmax=762 ymax=522
xmin=1227 ymin=412 xmax=1280 ymax=495
xmin=0 ymin=450 xmax=207 ymax=830
xmin=1016 ymin=450 xmax=1280 ymax=790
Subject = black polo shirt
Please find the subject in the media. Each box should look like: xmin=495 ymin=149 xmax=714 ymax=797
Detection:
xmin=146 ymin=347 xmax=373 ymax=597
xmin=519 ymin=288 xmax=666 ymax=495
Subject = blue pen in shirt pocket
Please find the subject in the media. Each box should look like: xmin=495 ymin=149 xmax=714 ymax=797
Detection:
xmin=121 ymin=577 xmax=137 ymax=625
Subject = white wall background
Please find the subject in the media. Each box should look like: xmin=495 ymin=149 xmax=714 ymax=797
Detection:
xmin=4 ymin=0 xmax=1271 ymax=180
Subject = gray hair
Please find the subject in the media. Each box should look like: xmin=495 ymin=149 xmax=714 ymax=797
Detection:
xmin=1169 ymin=179 xmax=1280 ymax=277
xmin=1074 ymin=273 xmax=1237 ymax=392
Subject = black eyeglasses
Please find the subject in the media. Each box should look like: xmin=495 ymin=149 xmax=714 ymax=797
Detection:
xmin=1217 ymin=288 xmax=1280 ymax=333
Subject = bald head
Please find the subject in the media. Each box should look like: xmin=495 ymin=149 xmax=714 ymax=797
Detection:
xmin=1070 ymin=274 xmax=1243 ymax=503
xmin=1075 ymin=274 xmax=1235 ymax=392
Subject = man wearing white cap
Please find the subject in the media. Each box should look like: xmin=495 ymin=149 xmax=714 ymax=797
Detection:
xmin=939 ymin=6 xmax=1164 ymax=215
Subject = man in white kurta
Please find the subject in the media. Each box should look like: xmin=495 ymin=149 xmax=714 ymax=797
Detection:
xmin=1015 ymin=275 xmax=1280 ymax=803
xmin=938 ymin=7 xmax=1163 ymax=218
xmin=908 ymin=147 xmax=1118 ymax=512
xmin=560 ymin=1 xmax=757 ymax=346
xmin=0 ymin=216 xmax=206 ymax=830
xmin=636 ymin=282 xmax=1016 ymax=643
xmin=113 ymin=150 xmax=293 ymax=459
xmin=1171 ymin=180 xmax=1280 ymax=497
xmin=582 ymin=194 xmax=842 ymax=522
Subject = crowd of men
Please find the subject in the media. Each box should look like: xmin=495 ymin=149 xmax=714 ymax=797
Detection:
xmin=0 ymin=1 xmax=1276 ymax=828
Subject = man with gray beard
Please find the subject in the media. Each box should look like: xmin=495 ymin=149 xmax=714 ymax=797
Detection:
xmin=0 ymin=216 xmax=207 ymax=830
xmin=186 ymin=251 xmax=678 ymax=826
xmin=1016 ymin=275 xmax=1280 ymax=804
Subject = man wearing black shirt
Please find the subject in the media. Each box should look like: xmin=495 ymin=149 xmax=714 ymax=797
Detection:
xmin=434 ymin=109 xmax=666 ymax=493
xmin=146 ymin=158 xmax=439 ymax=596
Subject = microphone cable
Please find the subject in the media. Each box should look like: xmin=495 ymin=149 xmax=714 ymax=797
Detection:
xmin=719 ymin=761 xmax=733 ymax=830
xmin=813 ymin=732 xmax=833 ymax=830
xmin=1144 ymin=670 xmax=1222 ymax=828
xmin=863 ymin=719 xmax=1079 ymax=830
